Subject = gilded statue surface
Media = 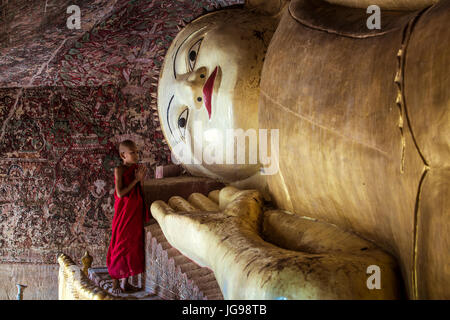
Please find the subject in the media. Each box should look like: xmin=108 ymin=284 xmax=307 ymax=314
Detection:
xmin=155 ymin=0 xmax=449 ymax=299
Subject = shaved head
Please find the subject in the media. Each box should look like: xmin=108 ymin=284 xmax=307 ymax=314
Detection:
xmin=119 ymin=140 xmax=136 ymax=154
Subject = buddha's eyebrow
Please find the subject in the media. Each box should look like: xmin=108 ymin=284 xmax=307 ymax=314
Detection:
xmin=173 ymin=26 xmax=207 ymax=79
xmin=167 ymin=94 xmax=174 ymax=135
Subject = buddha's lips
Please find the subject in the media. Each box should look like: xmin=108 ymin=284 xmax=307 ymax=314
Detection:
xmin=202 ymin=66 xmax=217 ymax=119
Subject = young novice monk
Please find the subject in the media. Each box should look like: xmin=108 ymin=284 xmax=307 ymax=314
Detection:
xmin=107 ymin=139 xmax=151 ymax=294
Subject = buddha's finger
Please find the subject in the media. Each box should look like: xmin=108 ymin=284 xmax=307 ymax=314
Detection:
xmin=168 ymin=196 xmax=198 ymax=212
xmin=208 ymin=190 xmax=220 ymax=205
xmin=218 ymin=186 xmax=241 ymax=210
xmin=187 ymin=193 xmax=219 ymax=211
xmin=151 ymin=200 xmax=175 ymax=221
xmin=223 ymin=189 xmax=263 ymax=229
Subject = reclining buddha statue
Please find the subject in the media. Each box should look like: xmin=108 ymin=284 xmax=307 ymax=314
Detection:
xmin=154 ymin=0 xmax=449 ymax=299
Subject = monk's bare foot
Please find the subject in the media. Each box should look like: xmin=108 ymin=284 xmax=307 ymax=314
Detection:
xmin=120 ymin=278 xmax=141 ymax=293
xmin=111 ymin=279 xmax=123 ymax=295
xmin=122 ymin=282 xmax=141 ymax=292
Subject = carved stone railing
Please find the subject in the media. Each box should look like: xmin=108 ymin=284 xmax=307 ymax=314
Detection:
xmin=57 ymin=253 xmax=118 ymax=300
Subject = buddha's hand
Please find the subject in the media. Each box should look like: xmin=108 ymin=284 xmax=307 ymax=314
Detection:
xmin=151 ymin=186 xmax=401 ymax=300
xmin=151 ymin=186 xmax=263 ymax=270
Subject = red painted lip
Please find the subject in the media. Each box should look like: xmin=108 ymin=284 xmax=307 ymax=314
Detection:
xmin=202 ymin=66 xmax=218 ymax=119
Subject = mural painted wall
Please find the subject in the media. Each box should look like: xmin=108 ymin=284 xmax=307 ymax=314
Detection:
xmin=0 ymin=0 xmax=243 ymax=299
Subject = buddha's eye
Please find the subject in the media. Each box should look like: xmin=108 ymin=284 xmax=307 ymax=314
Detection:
xmin=187 ymin=39 xmax=202 ymax=72
xmin=177 ymin=108 xmax=189 ymax=140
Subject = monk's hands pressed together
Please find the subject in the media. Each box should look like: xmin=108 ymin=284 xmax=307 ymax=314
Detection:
xmin=135 ymin=165 xmax=147 ymax=183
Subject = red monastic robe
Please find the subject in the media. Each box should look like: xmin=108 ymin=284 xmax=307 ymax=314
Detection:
xmin=107 ymin=163 xmax=151 ymax=279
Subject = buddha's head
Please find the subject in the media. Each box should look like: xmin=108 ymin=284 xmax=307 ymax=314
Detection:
xmin=158 ymin=7 xmax=277 ymax=182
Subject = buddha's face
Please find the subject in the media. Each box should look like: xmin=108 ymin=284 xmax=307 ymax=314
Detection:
xmin=158 ymin=9 xmax=274 ymax=181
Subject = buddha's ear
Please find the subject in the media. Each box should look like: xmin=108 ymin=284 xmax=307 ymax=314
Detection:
xmin=245 ymin=0 xmax=289 ymax=16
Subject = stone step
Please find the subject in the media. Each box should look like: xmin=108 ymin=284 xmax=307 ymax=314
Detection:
xmin=166 ymin=247 xmax=180 ymax=258
xmin=172 ymin=254 xmax=196 ymax=266
xmin=195 ymin=274 xmax=219 ymax=289
xmin=140 ymin=293 xmax=163 ymax=300
xmin=146 ymin=225 xmax=162 ymax=234
xmin=177 ymin=261 xmax=200 ymax=274
xmin=202 ymin=287 xmax=223 ymax=298
xmin=198 ymin=281 xmax=222 ymax=293
xmin=148 ymin=228 xmax=164 ymax=240
xmin=183 ymin=267 xmax=212 ymax=280
xmin=154 ymin=233 xmax=168 ymax=244
xmin=144 ymin=207 xmax=224 ymax=300
xmin=145 ymin=219 xmax=159 ymax=228
xmin=157 ymin=240 xmax=171 ymax=251
xmin=206 ymin=293 xmax=224 ymax=300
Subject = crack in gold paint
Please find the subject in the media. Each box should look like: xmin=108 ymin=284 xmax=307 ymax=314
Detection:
xmin=395 ymin=4 xmax=434 ymax=299
xmin=412 ymin=165 xmax=429 ymax=299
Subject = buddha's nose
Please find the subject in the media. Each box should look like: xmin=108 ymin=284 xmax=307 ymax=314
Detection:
xmin=177 ymin=67 xmax=207 ymax=109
